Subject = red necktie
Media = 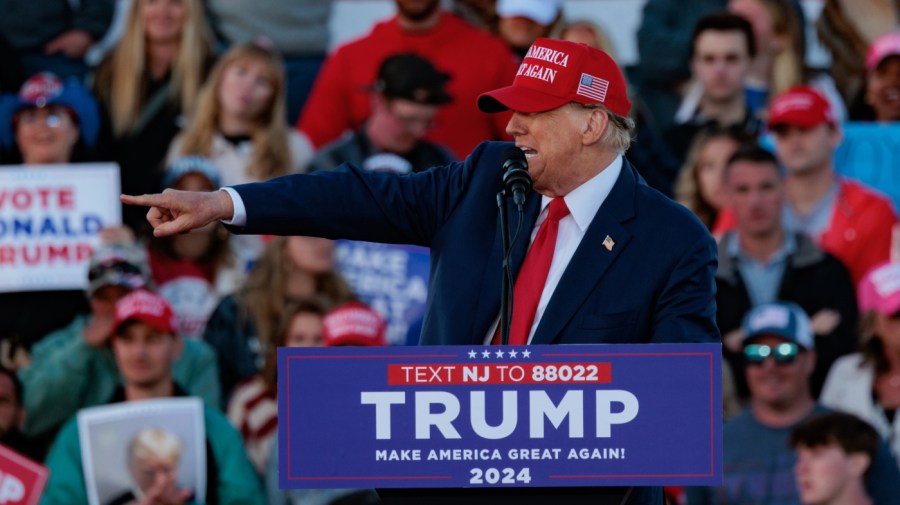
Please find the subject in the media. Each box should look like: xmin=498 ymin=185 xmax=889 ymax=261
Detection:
xmin=494 ymin=198 xmax=570 ymax=345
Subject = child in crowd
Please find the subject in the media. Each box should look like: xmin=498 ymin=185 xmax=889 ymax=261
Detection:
xmin=790 ymin=412 xmax=880 ymax=505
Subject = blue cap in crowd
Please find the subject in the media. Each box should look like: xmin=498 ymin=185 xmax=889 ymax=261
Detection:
xmin=0 ymin=72 xmax=101 ymax=149
xmin=741 ymin=301 xmax=814 ymax=350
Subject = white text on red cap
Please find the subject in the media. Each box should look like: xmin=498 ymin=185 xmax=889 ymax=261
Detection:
xmin=516 ymin=45 xmax=571 ymax=84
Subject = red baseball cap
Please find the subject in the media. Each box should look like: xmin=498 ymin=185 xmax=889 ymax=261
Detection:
xmin=866 ymin=32 xmax=900 ymax=71
xmin=112 ymin=290 xmax=177 ymax=337
xmin=322 ymin=302 xmax=387 ymax=347
xmin=767 ymin=86 xmax=836 ymax=129
xmin=477 ymin=38 xmax=631 ymax=116
xmin=858 ymin=262 xmax=900 ymax=316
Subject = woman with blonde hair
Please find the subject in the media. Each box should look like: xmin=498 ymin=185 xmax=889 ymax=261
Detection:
xmin=93 ymin=0 xmax=214 ymax=233
xmin=675 ymin=127 xmax=748 ymax=231
xmin=169 ymin=42 xmax=311 ymax=187
xmin=203 ymin=236 xmax=355 ymax=401
xmin=168 ymin=42 xmax=313 ymax=270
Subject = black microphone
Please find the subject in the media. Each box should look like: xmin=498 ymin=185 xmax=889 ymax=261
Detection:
xmin=501 ymin=147 xmax=532 ymax=210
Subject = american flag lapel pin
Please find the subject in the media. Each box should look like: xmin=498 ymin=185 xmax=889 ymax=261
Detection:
xmin=603 ymin=235 xmax=615 ymax=252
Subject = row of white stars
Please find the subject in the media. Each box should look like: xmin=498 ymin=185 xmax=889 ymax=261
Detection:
xmin=467 ymin=349 xmax=531 ymax=359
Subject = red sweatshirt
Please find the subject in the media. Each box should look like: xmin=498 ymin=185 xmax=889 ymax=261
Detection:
xmin=297 ymin=12 xmax=517 ymax=159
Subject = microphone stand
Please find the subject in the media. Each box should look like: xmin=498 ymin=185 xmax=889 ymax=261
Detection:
xmin=496 ymin=190 xmax=512 ymax=345
xmin=497 ymin=148 xmax=531 ymax=346
xmin=497 ymin=190 xmax=526 ymax=345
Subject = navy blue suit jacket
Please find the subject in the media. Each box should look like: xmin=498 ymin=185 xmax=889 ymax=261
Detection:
xmin=231 ymin=141 xmax=719 ymax=348
xmin=230 ymin=141 xmax=718 ymax=505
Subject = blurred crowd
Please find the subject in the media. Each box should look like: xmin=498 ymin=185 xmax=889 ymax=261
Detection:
xmin=1 ymin=0 xmax=900 ymax=504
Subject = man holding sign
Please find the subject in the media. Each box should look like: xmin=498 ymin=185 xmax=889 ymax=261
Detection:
xmin=124 ymin=38 xmax=718 ymax=504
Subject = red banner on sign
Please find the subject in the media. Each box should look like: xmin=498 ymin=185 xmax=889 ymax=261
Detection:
xmin=387 ymin=363 xmax=612 ymax=385
xmin=0 ymin=444 xmax=49 ymax=505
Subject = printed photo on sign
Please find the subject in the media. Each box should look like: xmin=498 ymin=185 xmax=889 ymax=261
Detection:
xmin=77 ymin=398 xmax=206 ymax=505
xmin=0 ymin=164 xmax=121 ymax=293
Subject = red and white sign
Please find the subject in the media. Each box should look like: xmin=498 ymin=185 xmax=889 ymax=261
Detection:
xmin=0 ymin=164 xmax=120 ymax=292
xmin=0 ymin=445 xmax=49 ymax=505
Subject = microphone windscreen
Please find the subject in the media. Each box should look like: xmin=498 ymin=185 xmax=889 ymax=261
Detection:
xmin=501 ymin=147 xmax=526 ymax=168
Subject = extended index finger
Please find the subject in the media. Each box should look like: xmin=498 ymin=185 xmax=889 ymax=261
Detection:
xmin=120 ymin=193 xmax=166 ymax=207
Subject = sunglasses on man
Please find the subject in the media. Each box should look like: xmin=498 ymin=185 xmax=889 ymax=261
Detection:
xmin=743 ymin=342 xmax=801 ymax=365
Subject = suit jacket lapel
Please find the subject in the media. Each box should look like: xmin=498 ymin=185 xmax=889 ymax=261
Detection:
xmin=471 ymin=193 xmax=542 ymax=342
xmin=530 ymin=161 xmax=638 ymax=345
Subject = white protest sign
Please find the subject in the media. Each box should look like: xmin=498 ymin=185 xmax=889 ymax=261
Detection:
xmin=0 ymin=164 xmax=121 ymax=292
xmin=77 ymin=398 xmax=206 ymax=505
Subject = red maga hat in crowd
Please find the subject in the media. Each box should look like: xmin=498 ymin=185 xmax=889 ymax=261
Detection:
xmin=322 ymin=302 xmax=387 ymax=347
xmin=112 ymin=290 xmax=177 ymax=337
xmin=767 ymin=85 xmax=836 ymax=129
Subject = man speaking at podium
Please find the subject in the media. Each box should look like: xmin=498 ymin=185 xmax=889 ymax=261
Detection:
xmin=124 ymin=38 xmax=718 ymax=505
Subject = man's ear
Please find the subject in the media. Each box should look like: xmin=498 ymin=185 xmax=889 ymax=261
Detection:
xmin=847 ymin=452 xmax=871 ymax=479
xmin=582 ymin=107 xmax=608 ymax=146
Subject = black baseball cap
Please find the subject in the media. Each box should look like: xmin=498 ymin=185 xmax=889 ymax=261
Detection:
xmin=371 ymin=53 xmax=453 ymax=105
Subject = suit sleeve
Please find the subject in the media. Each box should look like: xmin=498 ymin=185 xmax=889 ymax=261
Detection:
xmin=652 ymin=230 xmax=720 ymax=343
xmin=229 ymin=143 xmax=492 ymax=245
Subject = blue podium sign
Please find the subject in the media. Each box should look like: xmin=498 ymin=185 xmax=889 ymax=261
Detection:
xmin=278 ymin=344 xmax=723 ymax=489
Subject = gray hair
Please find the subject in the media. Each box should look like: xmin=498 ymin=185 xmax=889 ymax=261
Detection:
xmin=570 ymin=102 xmax=635 ymax=154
